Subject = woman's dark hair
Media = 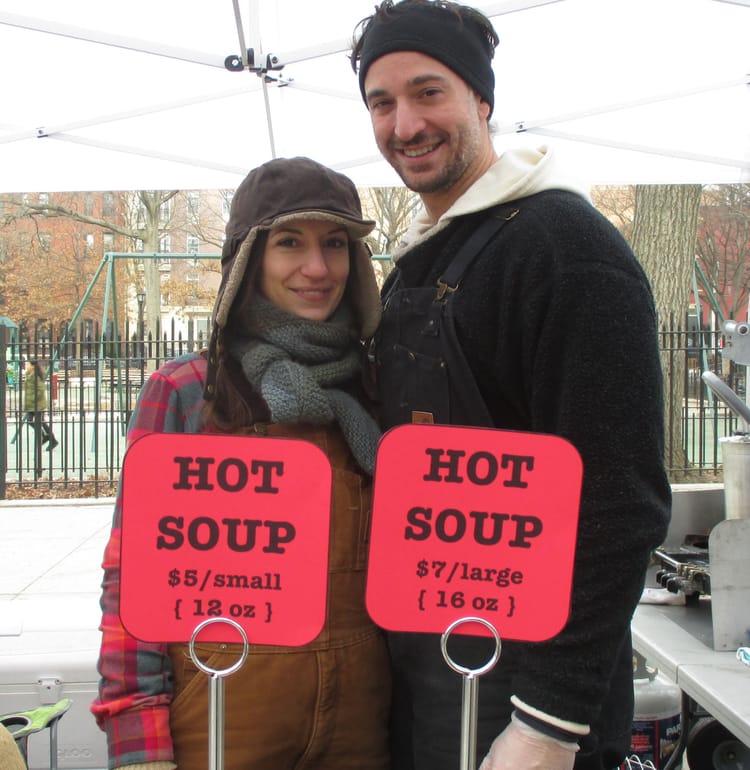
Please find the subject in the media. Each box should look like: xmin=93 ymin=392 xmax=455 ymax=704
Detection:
xmin=201 ymin=232 xmax=267 ymax=432
xmin=200 ymin=232 xmax=364 ymax=433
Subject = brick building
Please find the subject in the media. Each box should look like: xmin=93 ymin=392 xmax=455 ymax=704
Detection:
xmin=0 ymin=189 xmax=228 ymax=346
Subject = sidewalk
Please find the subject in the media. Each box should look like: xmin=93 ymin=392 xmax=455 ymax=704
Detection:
xmin=0 ymin=498 xmax=114 ymax=770
xmin=0 ymin=497 xmax=114 ymax=604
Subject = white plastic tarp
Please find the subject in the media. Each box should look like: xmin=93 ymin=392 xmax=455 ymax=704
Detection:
xmin=0 ymin=0 xmax=748 ymax=192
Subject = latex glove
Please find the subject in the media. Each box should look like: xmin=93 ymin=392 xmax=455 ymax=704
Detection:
xmin=478 ymin=713 xmax=578 ymax=770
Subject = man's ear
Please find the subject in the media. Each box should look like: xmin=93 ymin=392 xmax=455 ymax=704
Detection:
xmin=477 ymin=95 xmax=492 ymax=123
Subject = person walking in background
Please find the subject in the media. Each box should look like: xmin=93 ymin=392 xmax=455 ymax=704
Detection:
xmin=91 ymin=156 xmax=391 ymax=770
xmin=23 ymin=358 xmax=58 ymax=478
xmin=351 ymin=2 xmax=672 ymax=769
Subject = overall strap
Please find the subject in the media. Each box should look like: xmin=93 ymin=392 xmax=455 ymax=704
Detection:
xmin=436 ymin=205 xmax=519 ymax=299
xmin=435 ymin=204 xmax=520 ymax=427
xmin=380 ymin=264 xmax=403 ymax=310
xmin=374 ymin=203 xmax=521 ymax=429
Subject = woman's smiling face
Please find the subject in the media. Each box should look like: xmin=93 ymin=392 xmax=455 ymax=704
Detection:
xmin=259 ymin=220 xmax=351 ymax=321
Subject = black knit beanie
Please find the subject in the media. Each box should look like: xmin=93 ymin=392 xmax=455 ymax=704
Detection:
xmin=356 ymin=1 xmax=496 ymax=117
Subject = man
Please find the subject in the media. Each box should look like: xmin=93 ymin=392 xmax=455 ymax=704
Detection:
xmin=350 ymin=2 xmax=671 ymax=769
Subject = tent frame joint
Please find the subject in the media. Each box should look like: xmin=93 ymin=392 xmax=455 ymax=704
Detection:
xmin=224 ymin=48 xmax=284 ymax=76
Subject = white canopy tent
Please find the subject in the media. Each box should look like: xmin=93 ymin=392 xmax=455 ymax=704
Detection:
xmin=0 ymin=0 xmax=748 ymax=193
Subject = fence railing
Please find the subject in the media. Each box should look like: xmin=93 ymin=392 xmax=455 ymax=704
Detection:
xmin=0 ymin=323 xmax=744 ymax=498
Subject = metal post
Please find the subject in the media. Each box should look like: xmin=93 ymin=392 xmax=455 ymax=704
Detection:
xmin=208 ymin=674 xmax=225 ymax=770
xmin=440 ymin=617 xmax=502 ymax=770
xmin=189 ymin=618 xmax=249 ymax=770
xmin=33 ymin=411 xmax=43 ymax=481
xmin=0 ymin=325 xmax=6 ymax=499
xmin=459 ymin=673 xmax=480 ymax=770
xmin=137 ymin=290 xmax=146 ymax=381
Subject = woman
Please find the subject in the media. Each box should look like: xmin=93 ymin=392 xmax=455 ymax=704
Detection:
xmin=23 ymin=358 xmax=58 ymax=451
xmin=92 ymin=157 xmax=390 ymax=770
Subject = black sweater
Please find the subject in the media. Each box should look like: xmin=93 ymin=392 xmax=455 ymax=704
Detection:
xmin=385 ymin=189 xmax=671 ymax=766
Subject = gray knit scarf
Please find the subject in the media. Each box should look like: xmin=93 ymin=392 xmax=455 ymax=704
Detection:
xmin=229 ymin=296 xmax=381 ymax=475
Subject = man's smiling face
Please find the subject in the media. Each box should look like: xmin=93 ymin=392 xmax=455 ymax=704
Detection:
xmin=364 ymin=50 xmax=492 ymax=212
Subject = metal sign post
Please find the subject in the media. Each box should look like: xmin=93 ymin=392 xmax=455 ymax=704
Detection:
xmin=189 ymin=617 xmax=250 ymax=770
xmin=440 ymin=617 xmax=502 ymax=770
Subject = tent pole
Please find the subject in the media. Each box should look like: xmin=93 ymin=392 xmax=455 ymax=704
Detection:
xmin=231 ymin=0 xmax=249 ymax=69
xmin=262 ymin=79 xmax=276 ymax=158
xmin=231 ymin=0 xmax=276 ymax=157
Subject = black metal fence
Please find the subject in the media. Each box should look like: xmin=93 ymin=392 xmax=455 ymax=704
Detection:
xmin=660 ymin=325 xmax=742 ymax=482
xmin=0 ymin=318 xmax=209 ymax=498
xmin=0 ymin=321 xmax=743 ymax=498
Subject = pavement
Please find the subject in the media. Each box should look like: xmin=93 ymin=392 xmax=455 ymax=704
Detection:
xmin=0 ymin=498 xmax=114 ymax=607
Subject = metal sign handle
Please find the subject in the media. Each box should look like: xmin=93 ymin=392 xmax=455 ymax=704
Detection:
xmin=189 ymin=617 xmax=250 ymax=770
xmin=440 ymin=616 xmax=502 ymax=770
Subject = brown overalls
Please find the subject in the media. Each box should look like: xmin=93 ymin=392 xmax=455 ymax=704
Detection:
xmin=167 ymin=423 xmax=391 ymax=770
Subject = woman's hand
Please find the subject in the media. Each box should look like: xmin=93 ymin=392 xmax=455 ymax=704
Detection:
xmin=479 ymin=713 xmax=578 ymax=770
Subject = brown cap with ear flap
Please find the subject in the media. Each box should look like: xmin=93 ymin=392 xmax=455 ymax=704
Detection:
xmin=204 ymin=157 xmax=382 ymax=400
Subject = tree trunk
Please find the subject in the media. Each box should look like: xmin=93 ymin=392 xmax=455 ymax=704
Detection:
xmin=141 ymin=212 xmax=162 ymax=335
xmin=631 ymin=184 xmax=702 ymax=477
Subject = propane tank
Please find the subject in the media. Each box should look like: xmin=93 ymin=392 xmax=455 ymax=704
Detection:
xmin=625 ymin=653 xmax=682 ymax=769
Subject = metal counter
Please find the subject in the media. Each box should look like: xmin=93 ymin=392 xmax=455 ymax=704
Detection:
xmin=632 ymin=600 xmax=750 ymax=750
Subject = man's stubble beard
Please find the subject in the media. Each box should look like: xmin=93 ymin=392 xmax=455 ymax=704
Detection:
xmin=390 ymin=119 xmax=483 ymax=196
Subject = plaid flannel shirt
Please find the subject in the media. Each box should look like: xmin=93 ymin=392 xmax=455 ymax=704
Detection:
xmin=90 ymin=354 xmax=207 ymax=769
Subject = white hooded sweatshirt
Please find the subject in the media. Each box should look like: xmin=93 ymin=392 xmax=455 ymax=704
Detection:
xmin=395 ymin=145 xmax=589 ymax=257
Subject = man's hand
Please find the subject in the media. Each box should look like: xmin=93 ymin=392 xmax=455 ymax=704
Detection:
xmin=479 ymin=713 xmax=578 ymax=770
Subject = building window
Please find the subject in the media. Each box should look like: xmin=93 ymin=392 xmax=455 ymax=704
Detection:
xmin=187 ymin=234 xmax=200 ymax=254
xmin=38 ymin=192 xmax=49 ymax=205
xmin=103 ymin=192 xmax=115 ymax=218
xmin=158 ymin=199 xmax=172 ymax=226
xmin=103 ymin=232 xmax=114 ymax=251
xmin=86 ymin=233 xmax=95 ymax=249
xmin=39 ymin=232 xmax=51 ymax=251
xmin=85 ymin=193 xmax=94 ymax=216
xmin=187 ymin=191 xmax=200 ymax=219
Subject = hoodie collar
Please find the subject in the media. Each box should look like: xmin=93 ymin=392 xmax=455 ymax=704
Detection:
xmin=395 ymin=145 xmax=589 ymax=256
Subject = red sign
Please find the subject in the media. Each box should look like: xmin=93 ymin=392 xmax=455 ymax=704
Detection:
xmin=367 ymin=424 xmax=582 ymax=641
xmin=120 ymin=433 xmax=331 ymax=645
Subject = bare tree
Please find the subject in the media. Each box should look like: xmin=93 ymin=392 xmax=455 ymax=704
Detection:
xmin=183 ymin=189 xmax=232 ymax=252
xmin=0 ymin=197 xmax=122 ymax=328
xmin=121 ymin=191 xmax=180 ymax=332
xmin=695 ymin=183 xmax=750 ymax=322
xmin=2 ymin=190 xmax=179 ymax=332
xmin=590 ymin=186 xmax=635 ymax=240
xmin=360 ymin=187 xmax=420 ymax=282
xmin=631 ymin=184 xmax=703 ymax=476
xmin=632 ymin=185 xmax=702 ymax=323
xmin=0 ymin=188 xmax=231 ymax=337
